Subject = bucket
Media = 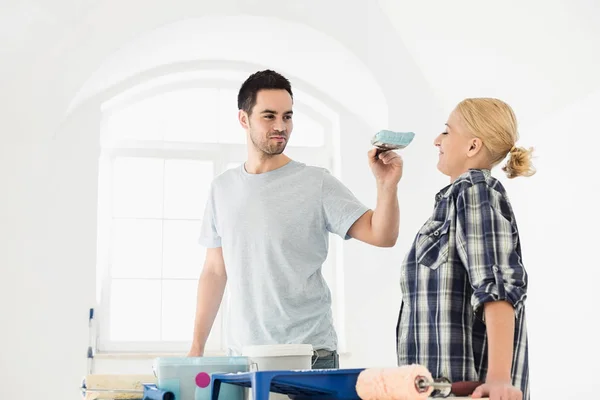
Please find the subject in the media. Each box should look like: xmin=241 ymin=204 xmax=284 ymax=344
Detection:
xmin=153 ymin=356 xmax=249 ymax=400
xmin=242 ymin=344 xmax=314 ymax=400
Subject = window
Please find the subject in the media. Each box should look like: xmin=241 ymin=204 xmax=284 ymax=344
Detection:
xmin=96 ymin=81 xmax=338 ymax=354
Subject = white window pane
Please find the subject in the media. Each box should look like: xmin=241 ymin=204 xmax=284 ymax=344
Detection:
xmin=162 ymin=89 xmax=219 ymax=143
xmin=162 ymin=220 xmax=205 ymax=279
xmin=163 ymin=159 xmax=213 ymax=220
xmin=102 ymin=97 xmax=166 ymax=145
xmin=112 ymin=157 xmax=164 ymax=218
xmin=111 ymin=219 xmax=162 ymax=279
xmin=217 ymin=89 xmax=246 ymax=144
xmin=162 ymin=280 xmax=222 ymax=349
xmin=310 ymin=156 xmax=331 ymax=170
xmin=289 ymin=111 xmax=325 ymax=147
xmin=109 ymin=279 xmax=162 ymax=341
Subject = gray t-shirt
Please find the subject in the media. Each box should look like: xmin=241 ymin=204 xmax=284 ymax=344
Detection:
xmin=199 ymin=160 xmax=369 ymax=355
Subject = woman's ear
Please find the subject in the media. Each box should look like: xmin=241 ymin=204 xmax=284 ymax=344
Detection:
xmin=467 ymin=137 xmax=484 ymax=158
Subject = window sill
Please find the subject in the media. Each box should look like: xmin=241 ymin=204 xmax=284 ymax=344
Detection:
xmin=93 ymin=350 xmax=226 ymax=360
xmin=93 ymin=351 xmax=351 ymax=360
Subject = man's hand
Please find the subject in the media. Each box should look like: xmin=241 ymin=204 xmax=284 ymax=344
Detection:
xmin=187 ymin=344 xmax=204 ymax=357
xmin=347 ymin=149 xmax=401 ymax=247
xmin=472 ymin=381 xmax=522 ymax=400
xmin=368 ymin=148 xmax=403 ymax=187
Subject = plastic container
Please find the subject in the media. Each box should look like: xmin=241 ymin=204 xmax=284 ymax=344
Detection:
xmin=153 ymin=356 xmax=249 ymax=400
xmin=242 ymin=344 xmax=314 ymax=400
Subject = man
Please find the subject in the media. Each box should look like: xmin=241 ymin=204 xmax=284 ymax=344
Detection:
xmin=188 ymin=70 xmax=403 ymax=368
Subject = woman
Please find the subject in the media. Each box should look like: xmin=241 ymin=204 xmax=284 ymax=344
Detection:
xmin=396 ymin=98 xmax=535 ymax=400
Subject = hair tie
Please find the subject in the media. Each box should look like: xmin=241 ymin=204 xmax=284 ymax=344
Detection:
xmin=510 ymin=145 xmax=517 ymax=153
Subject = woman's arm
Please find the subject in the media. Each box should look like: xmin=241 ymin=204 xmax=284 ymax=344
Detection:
xmin=483 ymin=300 xmax=515 ymax=382
xmin=455 ymin=179 xmax=528 ymax=400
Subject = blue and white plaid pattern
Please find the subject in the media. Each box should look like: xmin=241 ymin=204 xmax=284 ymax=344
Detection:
xmin=397 ymin=169 xmax=530 ymax=399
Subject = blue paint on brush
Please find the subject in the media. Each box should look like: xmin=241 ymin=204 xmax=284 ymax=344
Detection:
xmin=371 ymin=130 xmax=415 ymax=150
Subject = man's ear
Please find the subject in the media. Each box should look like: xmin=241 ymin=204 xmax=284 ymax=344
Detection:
xmin=239 ymin=110 xmax=249 ymax=129
xmin=467 ymin=137 xmax=484 ymax=158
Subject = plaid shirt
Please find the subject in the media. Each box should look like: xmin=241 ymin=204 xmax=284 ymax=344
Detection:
xmin=397 ymin=169 xmax=530 ymax=399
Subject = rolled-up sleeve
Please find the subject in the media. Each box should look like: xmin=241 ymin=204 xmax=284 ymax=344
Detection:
xmin=455 ymin=183 xmax=528 ymax=313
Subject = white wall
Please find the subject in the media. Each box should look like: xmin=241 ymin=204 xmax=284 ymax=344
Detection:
xmin=0 ymin=105 xmax=100 ymax=399
xmin=1 ymin=1 xmax=598 ymax=400
xmin=517 ymin=89 xmax=600 ymax=399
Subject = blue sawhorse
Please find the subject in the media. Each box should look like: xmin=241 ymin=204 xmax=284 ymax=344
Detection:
xmin=210 ymin=369 xmax=365 ymax=400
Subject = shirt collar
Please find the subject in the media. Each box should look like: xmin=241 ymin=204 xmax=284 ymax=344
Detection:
xmin=434 ymin=168 xmax=491 ymax=201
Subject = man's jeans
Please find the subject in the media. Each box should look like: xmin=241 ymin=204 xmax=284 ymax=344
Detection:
xmin=311 ymin=349 xmax=339 ymax=369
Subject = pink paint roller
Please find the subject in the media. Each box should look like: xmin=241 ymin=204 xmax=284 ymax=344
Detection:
xmin=356 ymin=364 xmax=484 ymax=399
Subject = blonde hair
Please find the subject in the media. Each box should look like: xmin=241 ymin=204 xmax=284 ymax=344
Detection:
xmin=455 ymin=98 xmax=536 ymax=179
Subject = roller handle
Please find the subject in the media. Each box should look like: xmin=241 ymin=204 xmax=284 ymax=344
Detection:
xmin=417 ymin=376 xmax=483 ymax=398
xmin=451 ymin=381 xmax=484 ymax=396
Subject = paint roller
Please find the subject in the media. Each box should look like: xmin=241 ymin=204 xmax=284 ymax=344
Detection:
xmin=356 ymin=364 xmax=485 ymax=399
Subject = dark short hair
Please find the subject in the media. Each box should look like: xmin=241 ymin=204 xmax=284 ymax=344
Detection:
xmin=237 ymin=70 xmax=293 ymax=115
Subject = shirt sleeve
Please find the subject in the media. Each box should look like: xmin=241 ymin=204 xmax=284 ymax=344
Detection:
xmin=198 ymin=184 xmax=222 ymax=248
xmin=321 ymin=170 xmax=370 ymax=240
xmin=455 ymin=182 xmax=528 ymax=313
